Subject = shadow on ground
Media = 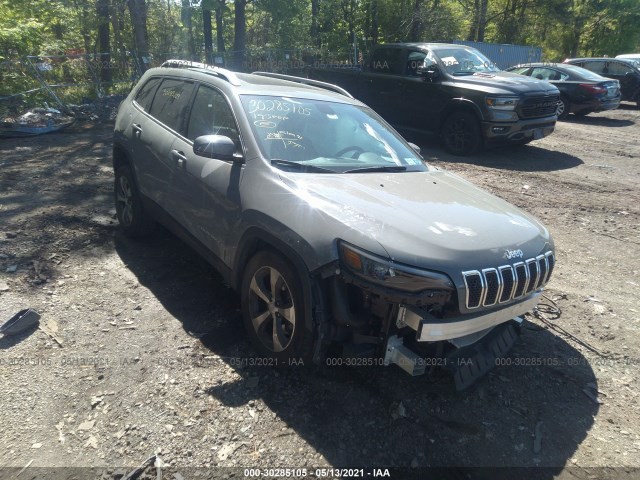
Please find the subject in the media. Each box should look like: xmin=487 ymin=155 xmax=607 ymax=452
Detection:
xmin=116 ymin=229 xmax=598 ymax=476
xmin=562 ymin=115 xmax=635 ymax=128
xmin=401 ymin=131 xmax=584 ymax=172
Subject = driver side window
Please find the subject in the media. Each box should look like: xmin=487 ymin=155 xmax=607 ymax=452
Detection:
xmin=187 ymin=85 xmax=240 ymax=149
xmin=406 ymin=51 xmax=427 ymax=76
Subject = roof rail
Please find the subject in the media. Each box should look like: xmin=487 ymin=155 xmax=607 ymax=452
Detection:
xmin=160 ymin=59 xmax=242 ymax=86
xmin=251 ymin=71 xmax=354 ymax=99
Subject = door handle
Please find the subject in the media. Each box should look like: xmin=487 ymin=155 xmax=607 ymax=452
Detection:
xmin=132 ymin=123 xmax=143 ymax=134
xmin=171 ymin=149 xmax=187 ymax=168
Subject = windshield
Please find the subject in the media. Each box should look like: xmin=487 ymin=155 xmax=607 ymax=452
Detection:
xmin=433 ymin=47 xmax=500 ymax=75
xmin=240 ymin=95 xmax=427 ymax=173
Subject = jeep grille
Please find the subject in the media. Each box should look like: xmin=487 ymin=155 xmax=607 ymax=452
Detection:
xmin=519 ymin=95 xmax=560 ymax=119
xmin=462 ymin=251 xmax=555 ymax=309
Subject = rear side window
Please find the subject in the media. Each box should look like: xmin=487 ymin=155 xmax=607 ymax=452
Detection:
xmin=186 ymin=85 xmax=239 ymax=147
xmin=582 ymin=61 xmax=607 ymax=74
xmin=134 ymin=77 xmax=161 ymax=112
xmin=149 ymin=79 xmax=195 ymax=134
xmin=530 ymin=67 xmax=567 ymax=81
xmin=608 ymin=61 xmax=634 ymax=75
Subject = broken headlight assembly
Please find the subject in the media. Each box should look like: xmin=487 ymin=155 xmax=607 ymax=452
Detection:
xmin=338 ymin=241 xmax=454 ymax=293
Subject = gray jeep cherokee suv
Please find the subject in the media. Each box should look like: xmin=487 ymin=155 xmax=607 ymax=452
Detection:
xmin=113 ymin=60 xmax=555 ymax=390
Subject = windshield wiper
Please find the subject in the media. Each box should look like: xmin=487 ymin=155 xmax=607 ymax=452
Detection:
xmin=342 ymin=165 xmax=407 ymax=173
xmin=271 ymin=159 xmax=337 ymax=173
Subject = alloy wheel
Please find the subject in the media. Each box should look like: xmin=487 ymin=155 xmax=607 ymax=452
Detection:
xmin=247 ymin=266 xmax=296 ymax=352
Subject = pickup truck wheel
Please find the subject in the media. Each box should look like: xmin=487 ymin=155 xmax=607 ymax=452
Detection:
xmin=114 ymin=165 xmax=154 ymax=237
xmin=241 ymin=251 xmax=314 ymax=363
xmin=441 ymin=112 xmax=482 ymax=155
xmin=557 ymin=96 xmax=570 ymax=119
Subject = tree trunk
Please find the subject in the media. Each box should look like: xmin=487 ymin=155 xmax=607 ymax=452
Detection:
xmin=215 ymin=1 xmax=226 ymax=53
xmin=234 ymin=0 xmax=247 ymax=70
xmin=110 ymin=0 xmax=127 ymax=57
xmin=203 ymin=7 xmax=214 ymax=63
xmin=371 ymin=0 xmax=379 ymax=46
xmin=97 ymin=0 xmax=112 ymax=83
xmin=311 ymin=0 xmax=320 ymax=48
xmin=476 ymin=0 xmax=488 ymax=42
xmin=182 ymin=0 xmax=196 ymax=59
xmin=467 ymin=0 xmax=479 ymax=41
xmin=409 ymin=0 xmax=423 ymax=42
xmin=127 ymin=0 xmax=150 ymax=72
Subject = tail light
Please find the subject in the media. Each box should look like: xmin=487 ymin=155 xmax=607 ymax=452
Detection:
xmin=579 ymin=84 xmax=606 ymax=94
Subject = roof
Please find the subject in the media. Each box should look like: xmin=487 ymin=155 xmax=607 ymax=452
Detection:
xmin=376 ymin=42 xmax=470 ymax=50
xmin=150 ymin=60 xmax=360 ymax=104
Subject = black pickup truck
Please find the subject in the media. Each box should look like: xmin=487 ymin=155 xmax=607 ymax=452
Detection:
xmin=308 ymin=43 xmax=560 ymax=155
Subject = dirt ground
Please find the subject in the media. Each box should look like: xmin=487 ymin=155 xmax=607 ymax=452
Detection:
xmin=0 ymin=104 xmax=639 ymax=480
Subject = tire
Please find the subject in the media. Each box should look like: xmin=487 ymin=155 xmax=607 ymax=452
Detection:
xmin=241 ymin=251 xmax=315 ymax=364
xmin=114 ymin=165 xmax=154 ymax=237
xmin=441 ymin=111 xmax=482 ymax=156
xmin=557 ymin=96 xmax=570 ymax=120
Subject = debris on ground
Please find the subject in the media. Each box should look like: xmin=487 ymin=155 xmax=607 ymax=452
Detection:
xmin=0 ymin=95 xmax=125 ymax=137
xmin=0 ymin=107 xmax=74 ymax=137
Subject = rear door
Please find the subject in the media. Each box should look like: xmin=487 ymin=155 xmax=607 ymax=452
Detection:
xmin=129 ymin=76 xmax=165 ymax=206
xmin=169 ymin=83 xmax=243 ymax=260
xmin=604 ymin=61 xmax=639 ymax=101
xmin=359 ymin=47 xmax=407 ymax=123
xmin=135 ymin=77 xmax=195 ymax=214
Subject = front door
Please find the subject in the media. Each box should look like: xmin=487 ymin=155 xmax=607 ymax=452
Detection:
xmin=169 ymin=84 xmax=243 ymax=261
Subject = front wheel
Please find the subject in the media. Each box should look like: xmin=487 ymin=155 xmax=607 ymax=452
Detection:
xmin=441 ymin=111 xmax=482 ymax=156
xmin=241 ymin=251 xmax=315 ymax=364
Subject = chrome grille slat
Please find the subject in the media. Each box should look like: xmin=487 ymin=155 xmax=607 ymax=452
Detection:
xmin=498 ymin=265 xmax=515 ymax=303
xmin=525 ymin=259 xmax=539 ymax=294
xmin=463 ymin=251 xmax=555 ymax=309
xmin=482 ymin=268 xmax=501 ymax=306
xmin=513 ymin=262 xmax=528 ymax=298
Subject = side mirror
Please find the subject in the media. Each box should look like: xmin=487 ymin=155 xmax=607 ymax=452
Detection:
xmin=418 ymin=62 xmax=440 ymax=81
xmin=193 ymin=134 xmax=239 ymax=161
xmin=407 ymin=142 xmax=421 ymax=155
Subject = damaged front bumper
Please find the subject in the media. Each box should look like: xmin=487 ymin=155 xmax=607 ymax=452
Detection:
xmin=397 ymin=292 xmax=539 ymax=343
xmin=380 ymin=295 xmax=539 ymax=389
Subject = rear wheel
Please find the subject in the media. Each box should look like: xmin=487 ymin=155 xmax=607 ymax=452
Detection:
xmin=557 ymin=95 xmax=570 ymax=119
xmin=114 ymin=165 xmax=154 ymax=237
xmin=441 ymin=111 xmax=482 ymax=156
xmin=241 ymin=251 xmax=315 ymax=364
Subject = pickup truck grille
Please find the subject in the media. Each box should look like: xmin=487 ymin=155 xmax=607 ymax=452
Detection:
xmin=462 ymin=252 xmax=555 ymax=309
xmin=519 ymin=95 xmax=560 ymax=119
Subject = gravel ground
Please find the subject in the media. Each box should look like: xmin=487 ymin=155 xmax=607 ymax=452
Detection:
xmin=0 ymin=104 xmax=639 ymax=480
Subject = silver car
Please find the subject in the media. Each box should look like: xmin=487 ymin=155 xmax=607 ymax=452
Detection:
xmin=113 ymin=60 xmax=555 ymax=390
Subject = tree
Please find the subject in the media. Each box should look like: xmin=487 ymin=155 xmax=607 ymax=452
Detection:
xmin=203 ymin=1 xmax=214 ymax=63
xmin=234 ymin=0 xmax=249 ymax=69
xmin=181 ymin=0 xmax=196 ymax=59
xmin=127 ymin=0 xmax=150 ymax=71
xmin=96 ymin=0 xmax=111 ymax=82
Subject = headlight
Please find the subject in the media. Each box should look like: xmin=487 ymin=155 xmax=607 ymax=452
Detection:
xmin=486 ymin=96 xmax=519 ymax=110
xmin=338 ymin=241 xmax=454 ymax=293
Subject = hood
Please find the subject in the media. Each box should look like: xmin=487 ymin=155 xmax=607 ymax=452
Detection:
xmin=287 ymin=169 xmax=551 ymax=270
xmin=450 ymin=71 xmax=560 ymax=96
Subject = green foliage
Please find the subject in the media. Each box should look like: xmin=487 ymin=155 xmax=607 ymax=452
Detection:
xmin=2 ymin=0 xmax=640 ymax=69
